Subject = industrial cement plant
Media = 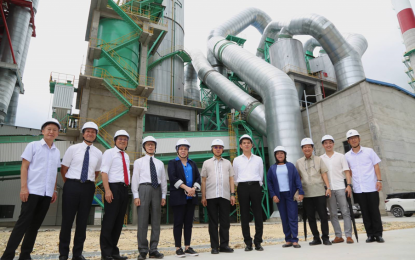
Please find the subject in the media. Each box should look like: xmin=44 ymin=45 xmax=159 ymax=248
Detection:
xmin=0 ymin=0 xmax=414 ymax=226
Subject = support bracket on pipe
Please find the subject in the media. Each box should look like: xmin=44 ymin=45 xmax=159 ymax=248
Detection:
xmin=0 ymin=61 xmax=24 ymax=94
xmin=241 ymin=100 xmax=261 ymax=121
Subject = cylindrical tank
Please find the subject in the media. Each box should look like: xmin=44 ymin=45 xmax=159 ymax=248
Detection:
xmin=93 ymin=18 xmax=140 ymax=89
xmin=148 ymin=0 xmax=185 ymax=104
xmin=269 ymin=38 xmax=307 ymax=100
xmin=269 ymin=38 xmax=307 ymax=72
xmin=318 ymin=49 xmax=337 ymax=82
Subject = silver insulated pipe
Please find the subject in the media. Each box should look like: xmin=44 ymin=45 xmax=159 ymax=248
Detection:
xmin=207 ymin=8 xmax=272 ymax=76
xmin=190 ymin=49 xmax=267 ymax=136
xmin=4 ymin=0 xmax=39 ymax=125
xmin=208 ymin=36 xmax=304 ymax=164
xmin=257 ymin=15 xmax=367 ymax=91
xmin=183 ymin=63 xmax=200 ymax=104
xmin=0 ymin=0 xmax=38 ymax=123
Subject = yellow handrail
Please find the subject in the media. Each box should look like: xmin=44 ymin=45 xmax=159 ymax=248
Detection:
xmin=121 ymin=5 xmax=167 ymax=27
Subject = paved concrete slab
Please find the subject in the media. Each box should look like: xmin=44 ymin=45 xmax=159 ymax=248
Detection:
xmin=164 ymin=228 xmax=415 ymax=260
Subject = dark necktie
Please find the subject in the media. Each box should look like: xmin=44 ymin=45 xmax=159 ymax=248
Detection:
xmin=80 ymin=146 xmax=90 ymax=182
xmin=150 ymin=157 xmax=159 ymax=188
xmin=120 ymin=151 xmax=129 ymax=185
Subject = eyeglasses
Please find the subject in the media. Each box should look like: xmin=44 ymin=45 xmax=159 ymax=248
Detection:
xmin=117 ymin=138 xmax=129 ymax=142
xmin=212 ymin=146 xmax=223 ymax=150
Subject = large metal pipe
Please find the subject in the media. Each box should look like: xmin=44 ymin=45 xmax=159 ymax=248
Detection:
xmin=208 ymin=37 xmax=304 ymax=163
xmin=0 ymin=0 xmax=38 ymax=123
xmin=207 ymin=8 xmax=272 ymax=76
xmin=190 ymin=49 xmax=267 ymax=136
xmin=256 ymin=21 xmax=287 ymax=59
xmin=256 ymin=15 xmax=367 ymax=90
xmin=183 ymin=63 xmax=200 ymax=102
xmin=4 ymin=0 xmax=39 ymax=125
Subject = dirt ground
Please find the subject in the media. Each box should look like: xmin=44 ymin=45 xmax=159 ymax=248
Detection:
xmin=1 ymin=221 xmax=415 ymax=259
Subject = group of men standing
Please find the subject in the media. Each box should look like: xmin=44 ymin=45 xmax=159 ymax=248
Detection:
xmin=0 ymin=118 xmax=385 ymax=260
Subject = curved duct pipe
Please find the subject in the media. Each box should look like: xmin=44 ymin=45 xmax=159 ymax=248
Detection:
xmin=256 ymin=15 xmax=367 ymax=90
xmin=4 ymin=0 xmax=39 ymax=125
xmin=207 ymin=8 xmax=272 ymax=75
xmin=183 ymin=63 xmax=200 ymax=104
xmin=256 ymin=21 xmax=288 ymax=59
xmin=0 ymin=0 xmax=37 ymax=122
xmin=190 ymin=49 xmax=267 ymax=136
xmin=303 ymin=33 xmax=368 ymax=58
xmin=208 ymin=36 xmax=304 ymax=163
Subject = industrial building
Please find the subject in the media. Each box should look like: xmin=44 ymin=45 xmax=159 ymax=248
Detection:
xmin=1 ymin=0 xmax=415 ymax=226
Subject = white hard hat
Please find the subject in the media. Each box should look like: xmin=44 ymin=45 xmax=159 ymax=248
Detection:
xmin=41 ymin=118 xmax=61 ymax=130
xmin=301 ymin=138 xmax=314 ymax=147
xmin=176 ymin=138 xmax=191 ymax=150
xmin=346 ymin=129 xmax=360 ymax=139
xmin=82 ymin=121 xmax=99 ymax=134
xmin=143 ymin=136 xmax=157 ymax=146
xmin=239 ymin=134 xmax=253 ymax=143
xmin=274 ymin=146 xmax=286 ymax=153
xmin=114 ymin=130 xmax=129 ymax=141
xmin=321 ymin=135 xmax=334 ymax=144
xmin=211 ymin=139 xmax=225 ymax=147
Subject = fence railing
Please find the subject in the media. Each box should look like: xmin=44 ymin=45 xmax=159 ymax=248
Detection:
xmin=149 ymin=93 xmax=205 ymax=108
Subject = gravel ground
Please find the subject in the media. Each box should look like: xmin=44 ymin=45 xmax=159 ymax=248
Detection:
xmin=1 ymin=221 xmax=415 ymax=259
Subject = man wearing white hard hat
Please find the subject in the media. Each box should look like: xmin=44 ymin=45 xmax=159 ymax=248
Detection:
xmin=345 ymin=129 xmax=384 ymax=243
xmin=99 ymin=130 xmax=131 ymax=260
xmin=320 ymin=135 xmax=354 ymax=244
xmin=167 ymin=139 xmax=201 ymax=257
xmin=232 ymin=134 xmax=264 ymax=251
xmin=1 ymin=119 xmax=61 ymax=260
xmin=132 ymin=136 xmax=167 ymax=259
xmin=59 ymin=121 xmax=102 ymax=260
xmin=267 ymin=146 xmax=304 ymax=248
xmin=296 ymin=138 xmax=331 ymax=246
xmin=201 ymin=139 xmax=236 ymax=254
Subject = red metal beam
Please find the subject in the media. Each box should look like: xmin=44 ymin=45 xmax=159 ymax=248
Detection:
xmin=0 ymin=0 xmax=16 ymax=64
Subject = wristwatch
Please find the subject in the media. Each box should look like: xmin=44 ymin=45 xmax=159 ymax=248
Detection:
xmin=347 ymin=184 xmax=353 ymax=188
xmin=377 ymin=180 xmax=383 ymax=183
xmin=230 ymin=192 xmax=236 ymax=196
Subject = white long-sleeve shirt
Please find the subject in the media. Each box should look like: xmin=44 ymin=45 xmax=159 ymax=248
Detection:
xmin=131 ymin=154 xmax=167 ymax=199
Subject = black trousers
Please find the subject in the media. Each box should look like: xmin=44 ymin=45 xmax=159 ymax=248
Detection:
xmin=303 ymin=195 xmax=329 ymax=241
xmin=238 ymin=182 xmax=263 ymax=245
xmin=354 ymin=191 xmax=383 ymax=237
xmin=1 ymin=194 xmax=51 ymax=260
xmin=206 ymin=197 xmax=230 ymax=249
xmin=172 ymin=200 xmax=196 ymax=248
xmin=100 ymin=183 xmax=129 ymax=257
xmin=59 ymin=179 xmax=95 ymax=257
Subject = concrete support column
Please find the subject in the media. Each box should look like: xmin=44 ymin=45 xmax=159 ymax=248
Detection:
xmin=139 ymin=43 xmax=148 ymax=86
xmin=78 ymin=79 xmax=91 ymax=141
xmin=314 ymin=82 xmax=323 ymax=102
xmin=316 ymin=103 xmax=326 ymax=135
xmin=360 ymin=82 xmax=389 ymax=215
xmin=87 ymin=10 xmax=101 ymax=67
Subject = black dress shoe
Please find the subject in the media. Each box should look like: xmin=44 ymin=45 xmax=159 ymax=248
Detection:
xmin=219 ymin=246 xmax=234 ymax=253
xmin=245 ymin=244 xmax=253 ymax=251
xmin=211 ymin=248 xmax=219 ymax=254
xmin=112 ymin=255 xmax=128 ymax=260
xmin=366 ymin=236 xmax=376 ymax=243
xmin=255 ymin=244 xmax=264 ymax=251
xmin=137 ymin=253 xmax=146 ymax=260
xmin=293 ymin=244 xmax=301 ymax=248
xmin=375 ymin=236 xmax=385 ymax=243
xmin=282 ymin=243 xmax=293 ymax=248
xmin=72 ymin=256 xmax=87 ymax=260
xmin=59 ymin=256 xmax=68 ymax=260
xmin=323 ymin=240 xmax=332 ymax=246
xmin=309 ymin=239 xmax=322 ymax=246
xmin=149 ymin=251 xmax=164 ymax=259
xmin=101 ymin=257 xmax=114 ymax=260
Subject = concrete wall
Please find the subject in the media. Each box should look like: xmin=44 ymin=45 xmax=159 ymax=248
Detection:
xmin=301 ymin=80 xmax=415 ymax=213
xmin=146 ymin=103 xmax=197 ymax=131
